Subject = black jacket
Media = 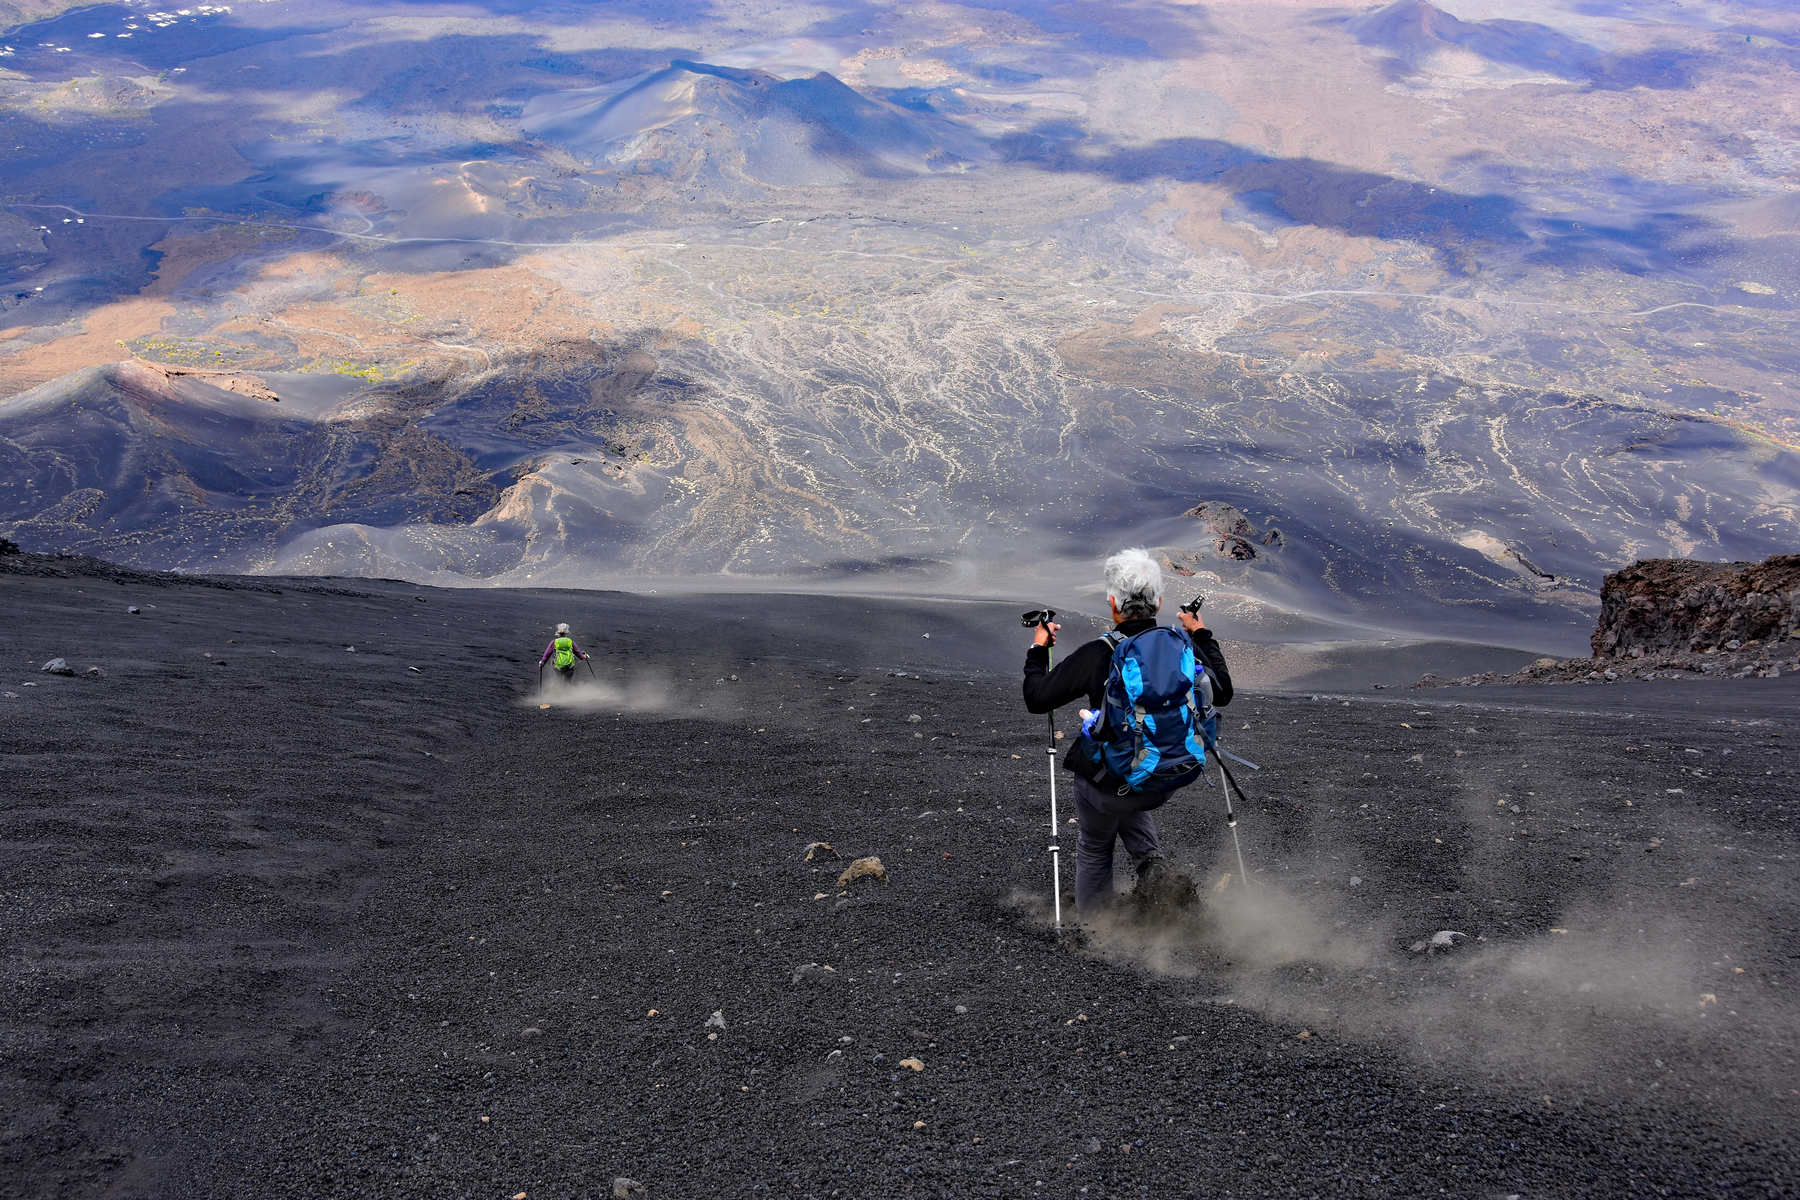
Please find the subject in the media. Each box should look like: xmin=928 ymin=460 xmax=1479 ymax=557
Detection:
xmin=1023 ymin=618 xmax=1234 ymax=778
xmin=1022 ymin=618 xmax=1234 ymax=716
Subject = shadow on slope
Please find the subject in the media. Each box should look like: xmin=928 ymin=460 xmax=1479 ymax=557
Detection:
xmin=1000 ymin=124 xmax=1730 ymax=277
xmin=0 ymin=31 xmax=699 ymax=325
xmin=0 ymin=362 xmax=348 ymax=562
xmin=1344 ymin=0 xmax=1700 ymax=89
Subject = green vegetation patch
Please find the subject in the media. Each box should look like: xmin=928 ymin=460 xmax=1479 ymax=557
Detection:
xmin=303 ymin=357 xmax=414 ymax=383
xmin=123 ymin=336 xmax=254 ymax=367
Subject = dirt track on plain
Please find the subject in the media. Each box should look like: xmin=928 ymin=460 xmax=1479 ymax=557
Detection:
xmin=3 ymin=558 xmax=1796 ymax=1198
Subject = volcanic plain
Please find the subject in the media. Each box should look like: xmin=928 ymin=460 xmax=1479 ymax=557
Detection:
xmin=5 ymin=0 xmax=1799 ymax=650
xmin=4 ymin=555 xmax=1796 ymax=1198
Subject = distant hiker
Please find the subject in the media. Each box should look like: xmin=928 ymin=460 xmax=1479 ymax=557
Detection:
xmin=539 ymin=622 xmax=591 ymax=685
xmin=1022 ymin=548 xmax=1233 ymax=912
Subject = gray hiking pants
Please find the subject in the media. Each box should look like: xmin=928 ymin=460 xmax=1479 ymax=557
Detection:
xmin=1070 ymin=775 xmax=1169 ymax=912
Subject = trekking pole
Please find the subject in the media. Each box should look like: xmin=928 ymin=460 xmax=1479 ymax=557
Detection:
xmin=1045 ymin=705 xmax=1063 ymax=930
xmin=1217 ymin=754 xmax=1253 ymax=891
xmin=1022 ymin=609 xmax=1064 ymax=930
xmin=1181 ymin=593 xmax=1256 ymax=891
xmin=585 ymin=658 xmax=597 ymax=681
xmin=536 ymin=662 xmax=543 ymax=693
xmin=1203 ymin=732 xmax=1255 ymax=890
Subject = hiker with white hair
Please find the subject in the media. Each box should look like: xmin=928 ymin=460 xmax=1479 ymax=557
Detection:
xmin=537 ymin=622 xmax=592 ymax=686
xmin=1021 ymin=548 xmax=1233 ymax=912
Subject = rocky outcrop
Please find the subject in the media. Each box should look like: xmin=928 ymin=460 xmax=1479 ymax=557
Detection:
xmin=1418 ymin=554 xmax=1800 ymax=687
xmin=1591 ymin=555 xmax=1800 ymax=657
xmin=1165 ymin=502 xmax=1284 ymax=573
xmin=126 ymin=359 xmax=282 ymax=404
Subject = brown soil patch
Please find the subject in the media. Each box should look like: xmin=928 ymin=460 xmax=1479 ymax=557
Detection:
xmin=0 ymin=296 xmax=180 ymax=393
xmin=0 ymin=222 xmax=299 ymax=393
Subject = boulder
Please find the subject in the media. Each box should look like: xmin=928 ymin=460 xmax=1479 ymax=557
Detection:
xmin=1409 ymin=930 xmax=1467 ymax=954
xmin=836 ymin=856 xmax=888 ymax=888
xmin=39 ymin=658 xmax=74 ymax=676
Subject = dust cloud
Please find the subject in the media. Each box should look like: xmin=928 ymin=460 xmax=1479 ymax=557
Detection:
xmin=1040 ymin=854 xmax=1791 ymax=1102
xmin=522 ymin=676 xmax=676 ymax=712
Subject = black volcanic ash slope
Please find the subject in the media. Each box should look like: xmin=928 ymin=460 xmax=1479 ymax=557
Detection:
xmin=0 ymin=361 xmax=505 ymax=569
xmin=0 ymin=362 xmax=340 ymax=559
xmin=3 ymin=557 xmax=1796 ymax=1198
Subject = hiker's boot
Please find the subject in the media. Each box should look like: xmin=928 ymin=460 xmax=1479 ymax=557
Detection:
xmin=1132 ymin=855 xmax=1196 ymax=915
xmin=1134 ymin=854 xmax=1169 ymax=890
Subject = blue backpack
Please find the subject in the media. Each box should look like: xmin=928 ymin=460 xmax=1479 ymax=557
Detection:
xmin=1078 ymin=627 xmax=1217 ymax=796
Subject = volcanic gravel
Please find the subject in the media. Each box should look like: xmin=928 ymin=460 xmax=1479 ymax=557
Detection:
xmin=4 ymin=557 xmax=1798 ymax=1198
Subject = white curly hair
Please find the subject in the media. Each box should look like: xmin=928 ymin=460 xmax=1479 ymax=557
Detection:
xmin=1103 ymin=547 xmax=1163 ymax=619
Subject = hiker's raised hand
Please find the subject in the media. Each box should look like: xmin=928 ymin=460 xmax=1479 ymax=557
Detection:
xmin=1033 ymin=621 xmax=1059 ymax=647
xmin=1177 ymin=609 xmax=1205 ymax=633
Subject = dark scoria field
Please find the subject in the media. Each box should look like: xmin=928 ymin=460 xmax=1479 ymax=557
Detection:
xmin=3 ymin=557 xmax=1798 ymax=1199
